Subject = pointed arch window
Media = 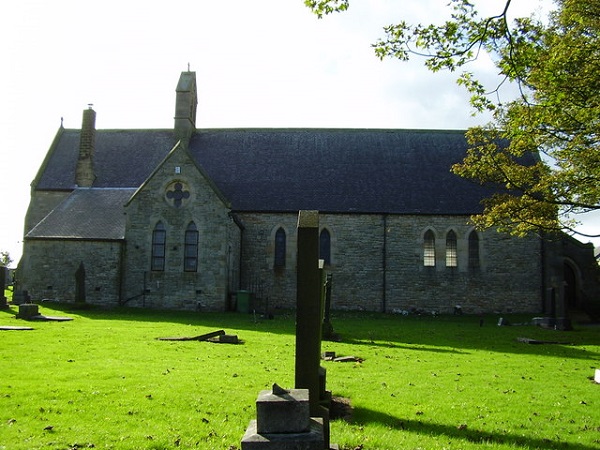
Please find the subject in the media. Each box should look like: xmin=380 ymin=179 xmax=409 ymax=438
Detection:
xmin=468 ymin=231 xmax=480 ymax=269
xmin=424 ymin=230 xmax=436 ymax=267
xmin=319 ymin=228 xmax=331 ymax=265
xmin=184 ymin=222 xmax=199 ymax=272
xmin=446 ymin=230 xmax=458 ymax=268
xmin=151 ymin=222 xmax=166 ymax=271
xmin=274 ymin=227 xmax=286 ymax=268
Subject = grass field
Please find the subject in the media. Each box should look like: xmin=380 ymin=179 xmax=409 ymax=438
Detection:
xmin=0 ymin=302 xmax=598 ymax=450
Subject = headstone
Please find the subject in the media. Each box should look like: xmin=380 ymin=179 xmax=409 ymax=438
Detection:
xmin=241 ymin=210 xmax=335 ymax=449
xmin=0 ymin=267 xmax=7 ymax=308
xmin=17 ymin=303 xmax=39 ymax=319
xmin=294 ymin=211 xmax=332 ymax=449
xmin=322 ymin=274 xmax=335 ymax=340
xmin=295 ymin=211 xmax=323 ymax=415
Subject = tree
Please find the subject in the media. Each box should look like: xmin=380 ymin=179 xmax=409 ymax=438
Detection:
xmin=306 ymin=0 xmax=600 ymax=239
xmin=0 ymin=251 xmax=12 ymax=267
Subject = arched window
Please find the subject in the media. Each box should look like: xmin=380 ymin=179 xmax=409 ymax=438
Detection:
xmin=423 ymin=230 xmax=436 ymax=267
xmin=468 ymin=231 xmax=480 ymax=269
xmin=446 ymin=230 xmax=457 ymax=268
xmin=319 ymin=228 xmax=331 ymax=265
xmin=184 ymin=222 xmax=199 ymax=272
xmin=274 ymin=227 xmax=286 ymax=268
xmin=151 ymin=221 xmax=166 ymax=271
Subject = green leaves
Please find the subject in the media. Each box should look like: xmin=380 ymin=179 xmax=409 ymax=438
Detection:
xmin=306 ymin=0 xmax=600 ymax=238
xmin=304 ymin=0 xmax=349 ymax=18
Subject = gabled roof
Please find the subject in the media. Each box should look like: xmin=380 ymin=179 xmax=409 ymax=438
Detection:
xmin=125 ymin=140 xmax=230 ymax=208
xmin=189 ymin=128 xmax=505 ymax=214
xmin=34 ymin=127 xmax=530 ymax=215
xmin=35 ymin=129 xmax=175 ymax=190
xmin=26 ymin=188 xmax=135 ymax=240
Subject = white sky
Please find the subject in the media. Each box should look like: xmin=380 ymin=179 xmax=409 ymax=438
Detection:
xmin=1 ymin=0 xmax=597 ymax=265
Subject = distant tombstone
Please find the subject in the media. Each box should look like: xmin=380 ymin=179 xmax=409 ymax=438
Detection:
xmin=0 ymin=267 xmax=7 ymax=308
xmin=75 ymin=262 xmax=86 ymax=303
xmin=17 ymin=303 xmax=39 ymax=319
xmin=322 ymin=274 xmax=335 ymax=340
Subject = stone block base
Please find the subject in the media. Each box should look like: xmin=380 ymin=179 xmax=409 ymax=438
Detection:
xmin=257 ymin=388 xmax=309 ymax=433
xmin=17 ymin=303 xmax=39 ymax=319
xmin=241 ymin=418 xmax=324 ymax=450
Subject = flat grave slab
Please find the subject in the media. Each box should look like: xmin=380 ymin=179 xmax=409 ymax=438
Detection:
xmin=0 ymin=325 xmax=34 ymax=331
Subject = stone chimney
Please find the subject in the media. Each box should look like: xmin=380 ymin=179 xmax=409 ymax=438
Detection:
xmin=76 ymin=105 xmax=96 ymax=187
xmin=174 ymin=71 xmax=197 ymax=145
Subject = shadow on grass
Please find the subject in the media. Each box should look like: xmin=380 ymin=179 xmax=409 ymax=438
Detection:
xmin=341 ymin=337 xmax=469 ymax=355
xmin=350 ymin=406 xmax=598 ymax=450
xmin=5 ymin=303 xmax=598 ymax=360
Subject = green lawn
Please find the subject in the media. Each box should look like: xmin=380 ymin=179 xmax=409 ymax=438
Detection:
xmin=0 ymin=304 xmax=598 ymax=449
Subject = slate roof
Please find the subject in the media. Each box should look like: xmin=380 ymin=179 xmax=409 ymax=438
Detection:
xmin=26 ymin=188 xmax=135 ymax=240
xmin=35 ymin=129 xmax=176 ymax=190
xmin=34 ymin=127 xmax=527 ymax=216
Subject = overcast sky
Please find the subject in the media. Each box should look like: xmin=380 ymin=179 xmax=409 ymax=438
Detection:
xmin=2 ymin=0 xmax=596 ymax=265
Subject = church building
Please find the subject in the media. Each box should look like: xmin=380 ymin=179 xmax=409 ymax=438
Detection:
xmin=16 ymin=71 xmax=600 ymax=318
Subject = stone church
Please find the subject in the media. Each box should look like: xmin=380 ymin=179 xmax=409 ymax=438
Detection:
xmin=16 ymin=71 xmax=600 ymax=318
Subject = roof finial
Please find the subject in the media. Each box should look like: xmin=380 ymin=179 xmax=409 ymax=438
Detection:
xmin=187 ymin=62 xmax=191 ymax=72
xmin=60 ymin=117 xmax=64 ymax=128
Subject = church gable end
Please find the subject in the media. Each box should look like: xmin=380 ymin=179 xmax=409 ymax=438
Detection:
xmin=122 ymin=143 xmax=239 ymax=311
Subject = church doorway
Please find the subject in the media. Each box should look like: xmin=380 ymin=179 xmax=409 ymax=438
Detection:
xmin=564 ymin=262 xmax=578 ymax=310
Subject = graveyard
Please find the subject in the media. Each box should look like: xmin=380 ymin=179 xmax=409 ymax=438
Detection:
xmin=1 ymin=302 xmax=599 ymax=449
xmin=1 ymin=212 xmax=599 ymax=449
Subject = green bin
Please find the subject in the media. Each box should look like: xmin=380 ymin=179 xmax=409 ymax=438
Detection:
xmin=236 ymin=290 xmax=252 ymax=313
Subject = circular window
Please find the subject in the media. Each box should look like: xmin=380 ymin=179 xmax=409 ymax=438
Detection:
xmin=165 ymin=181 xmax=191 ymax=208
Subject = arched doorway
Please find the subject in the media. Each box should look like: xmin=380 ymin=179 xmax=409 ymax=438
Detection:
xmin=564 ymin=262 xmax=578 ymax=310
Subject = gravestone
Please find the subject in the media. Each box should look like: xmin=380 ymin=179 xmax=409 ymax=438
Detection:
xmin=295 ymin=210 xmax=323 ymax=414
xmin=17 ymin=303 xmax=39 ymax=319
xmin=0 ymin=267 xmax=8 ymax=308
xmin=321 ymin=274 xmax=334 ymax=340
xmin=241 ymin=211 xmax=334 ymax=449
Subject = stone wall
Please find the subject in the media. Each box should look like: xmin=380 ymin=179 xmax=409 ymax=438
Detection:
xmin=18 ymin=239 xmax=122 ymax=306
xmin=122 ymin=144 xmax=241 ymax=311
xmin=237 ymin=212 xmax=544 ymax=314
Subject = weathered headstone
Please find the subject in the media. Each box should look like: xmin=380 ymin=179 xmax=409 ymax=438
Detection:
xmin=295 ymin=210 xmax=323 ymax=414
xmin=17 ymin=303 xmax=39 ymax=319
xmin=321 ymin=274 xmax=334 ymax=340
xmin=241 ymin=211 xmax=335 ymax=449
xmin=294 ymin=210 xmax=331 ymax=449
xmin=0 ymin=267 xmax=8 ymax=308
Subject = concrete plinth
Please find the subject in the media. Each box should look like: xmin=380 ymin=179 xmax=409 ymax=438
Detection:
xmin=241 ymin=418 xmax=324 ymax=450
